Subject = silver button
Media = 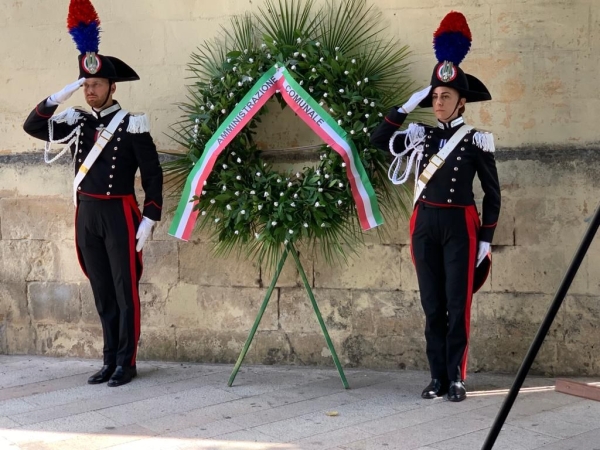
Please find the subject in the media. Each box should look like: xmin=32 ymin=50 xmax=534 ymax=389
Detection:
xmin=427 ymin=136 xmax=431 ymax=139
xmin=457 ymin=157 xmax=462 ymax=161
xmin=118 ymin=128 xmax=122 ymax=132
xmin=114 ymin=146 xmax=118 ymax=150
xmin=110 ymin=175 xmax=114 ymax=178
xmin=447 ymin=199 xmax=452 ymax=203
xmin=450 ymin=189 xmax=455 ymax=193
xmin=452 ymin=178 xmax=456 ymax=182
xmin=120 ymin=120 xmax=125 ymax=124
xmin=78 ymin=159 xmax=81 ymax=162
xmin=78 ymin=150 xmax=82 ymax=153
xmin=425 ymin=154 xmax=429 ymax=157
xmin=112 ymin=157 xmax=116 ymax=160
xmin=461 ymin=147 xmax=465 ymax=151
xmin=422 ymin=195 xmax=426 ymax=199
xmin=464 ymin=139 xmax=468 ymax=142
xmin=107 ymin=192 xmax=111 ymax=195
xmin=117 ymin=138 xmax=121 ymax=142
xmin=77 ymin=186 xmax=81 ymax=190
xmin=109 ymin=184 xmax=112 ymax=188
xmin=425 ymin=144 xmax=430 ymax=148
xmin=79 ymin=140 xmax=83 ymax=144
xmin=454 ymin=167 xmax=458 ymax=171
xmin=112 ymin=165 xmax=115 ymax=169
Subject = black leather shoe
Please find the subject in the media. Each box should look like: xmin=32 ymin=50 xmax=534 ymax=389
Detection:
xmin=107 ymin=366 xmax=137 ymax=387
xmin=421 ymin=379 xmax=448 ymax=399
xmin=447 ymin=381 xmax=467 ymax=402
xmin=87 ymin=365 xmax=116 ymax=385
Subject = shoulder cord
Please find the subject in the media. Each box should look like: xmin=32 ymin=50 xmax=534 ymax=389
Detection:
xmin=387 ymin=123 xmax=426 ymax=186
xmin=44 ymin=117 xmax=81 ymax=165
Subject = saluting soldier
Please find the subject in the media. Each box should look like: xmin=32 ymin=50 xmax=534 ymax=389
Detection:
xmin=23 ymin=0 xmax=163 ymax=387
xmin=371 ymin=11 xmax=501 ymax=402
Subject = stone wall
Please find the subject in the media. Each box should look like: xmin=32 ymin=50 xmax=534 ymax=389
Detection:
xmin=1 ymin=0 xmax=599 ymax=376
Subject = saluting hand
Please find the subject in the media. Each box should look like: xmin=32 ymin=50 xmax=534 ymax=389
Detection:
xmin=135 ymin=217 xmax=156 ymax=252
xmin=476 ymin=241 xmax=491 ymax=267
xmin=47 ymin=78 xmax=85 ymax=106
xmin=398 ymin=85 xmax=432 ymax=114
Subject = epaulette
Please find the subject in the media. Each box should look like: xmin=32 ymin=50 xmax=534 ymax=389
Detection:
xmin=472 ymin=129 xmax=495 ymax=152
xmin=51 ymin=107 xmax=85 ymax=126
xmin=127 ymin=112 xmax=151 ymax=134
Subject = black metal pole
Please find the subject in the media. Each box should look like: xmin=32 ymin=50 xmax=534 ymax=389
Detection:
xmin=481 ymin=203 xmax=600 ymax=450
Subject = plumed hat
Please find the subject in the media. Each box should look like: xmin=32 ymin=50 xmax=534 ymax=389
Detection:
xmin=419 ymin=11 xmax=491 ymax=108
xmin=68 ymin=0 xmax=139 ymax=82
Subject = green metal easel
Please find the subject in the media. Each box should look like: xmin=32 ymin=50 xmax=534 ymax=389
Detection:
xmin=227 ymin=243 xmax=349 ymax=389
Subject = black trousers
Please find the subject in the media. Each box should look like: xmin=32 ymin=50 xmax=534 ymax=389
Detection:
xmin=410 ymin=201 xmax=479 ymax=382
xmin=75 ymin=194 xmax=143 ymax=367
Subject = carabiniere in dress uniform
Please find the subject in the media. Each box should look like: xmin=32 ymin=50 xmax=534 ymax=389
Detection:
xmin=23 ymin=0 xmax=163 ymax=387
xmin=371 ymin=11 xmax=501 ymax=402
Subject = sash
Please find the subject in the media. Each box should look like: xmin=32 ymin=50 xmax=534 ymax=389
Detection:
xmin=72 ymin=109 xmax=128 ymax=205
xmin=413 ymin=125 xmax=473 ymax=205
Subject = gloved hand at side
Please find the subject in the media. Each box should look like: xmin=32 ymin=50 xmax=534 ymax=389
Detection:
xmin=135 ymin=217 xmax=156 ymax=252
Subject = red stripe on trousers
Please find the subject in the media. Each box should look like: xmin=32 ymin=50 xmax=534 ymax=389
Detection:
xmin=122 ymin=198 xmax=141 ymax=366
xmin=409 ymin=204 xmax=420 ymax=265
xmin=460 ymin=205 xmax=480 ymax=380
xmin=74 ymin=204 xmax=88 ymax=278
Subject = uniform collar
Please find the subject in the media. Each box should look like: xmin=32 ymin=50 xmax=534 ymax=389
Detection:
xmin=92 ymin=102 xmax=121 ymax=119
xmin=437 ymin=116 xmax=464 ymax=130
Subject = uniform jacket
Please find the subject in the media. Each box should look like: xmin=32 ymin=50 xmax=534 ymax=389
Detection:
xmin=370 ymin=108 xmax=501 ymax=242
xmin=23 ymin=99 xmax=163 ymax=221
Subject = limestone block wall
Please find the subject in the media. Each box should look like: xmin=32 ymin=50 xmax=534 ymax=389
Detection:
xmin=1 ymin=0 xmax=599 ymax=376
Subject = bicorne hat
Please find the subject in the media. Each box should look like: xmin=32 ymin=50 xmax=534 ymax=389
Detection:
xmin=419 ymin=11 xmax=491 ymax=108
xmin=68 ymin=0 xmax=139 ymax=82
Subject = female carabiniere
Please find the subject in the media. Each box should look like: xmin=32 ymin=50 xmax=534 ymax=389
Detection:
xmin=370 ymin=11 xmax=501 ymax=402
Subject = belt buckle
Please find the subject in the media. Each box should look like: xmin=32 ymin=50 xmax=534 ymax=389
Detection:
xmin=99 ymin=128 xmax=114 ymax=142
xmin=429 ymin=154 xmax=444 ymax=169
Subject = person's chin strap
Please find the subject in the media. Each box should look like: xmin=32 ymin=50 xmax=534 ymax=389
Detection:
xmin=93 ymin=81 xmax=115 ymax=113
xmin=443 ymin=98 xmax=463 ymax=122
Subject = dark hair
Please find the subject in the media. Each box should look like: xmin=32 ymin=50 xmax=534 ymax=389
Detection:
xmin=458 ymin=105 xmax=466 ymax=115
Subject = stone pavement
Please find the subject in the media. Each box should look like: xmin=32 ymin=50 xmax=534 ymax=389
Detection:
xmin=0 ymin=356 xmax=599 ymax=450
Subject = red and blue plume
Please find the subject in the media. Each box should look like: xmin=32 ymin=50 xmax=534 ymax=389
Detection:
xmin=433 ymin=11 xmax=472 ymax=66
xmin=67 ymin=0 xmax=101 ymax=54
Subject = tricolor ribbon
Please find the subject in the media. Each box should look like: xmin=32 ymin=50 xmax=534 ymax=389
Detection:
xmin=169 ymin=65 xmax=383 ymax=240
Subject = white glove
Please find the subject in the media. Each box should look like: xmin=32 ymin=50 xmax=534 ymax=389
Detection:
xmin=476 ymin=241 xmax=491 ymax=267
xmin=398 ymin=85 xmax=432 ymax=114
xmin=135 ymin=217 xmax=156 ymax=252
xmin=47 ymin=78 xmax=85 ymax=106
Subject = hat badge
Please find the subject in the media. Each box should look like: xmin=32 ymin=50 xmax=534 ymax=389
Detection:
xmin=437 ymin=61 xmax=457 ymax=83
xmin=82 ymin=52 xmax=101 ymax=75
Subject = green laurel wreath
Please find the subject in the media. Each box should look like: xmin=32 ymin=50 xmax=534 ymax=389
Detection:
xmin=163 ymin=0 xmax=423 ymax=267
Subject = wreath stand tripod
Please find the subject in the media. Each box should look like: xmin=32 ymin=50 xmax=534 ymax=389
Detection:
xmin=482 ymin=203 xmax=600 ymax=449
xmin=227 ymin=243 xmax=349 ymax=389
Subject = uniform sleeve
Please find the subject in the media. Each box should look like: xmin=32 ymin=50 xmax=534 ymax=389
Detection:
xmin=474 ymin=134 xmax=501 ymax=242
xmin=369 ymin=107 xmax=409 ymax=155
xmin=23 ymin=99 xmax=75 ymax=142
xmin=130 ymin=119 xmax=163 ymax=221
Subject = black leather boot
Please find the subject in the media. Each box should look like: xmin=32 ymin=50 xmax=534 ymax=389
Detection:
xmin=421 ymin=379 xmax=448 ymax=399
xmin=447 ymin=381 xmax=467 ymax=402
xmin=87 ymin=365 xmax=116 ymax=384
xmin=107 ymin=366 xmax=137 ymax=387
